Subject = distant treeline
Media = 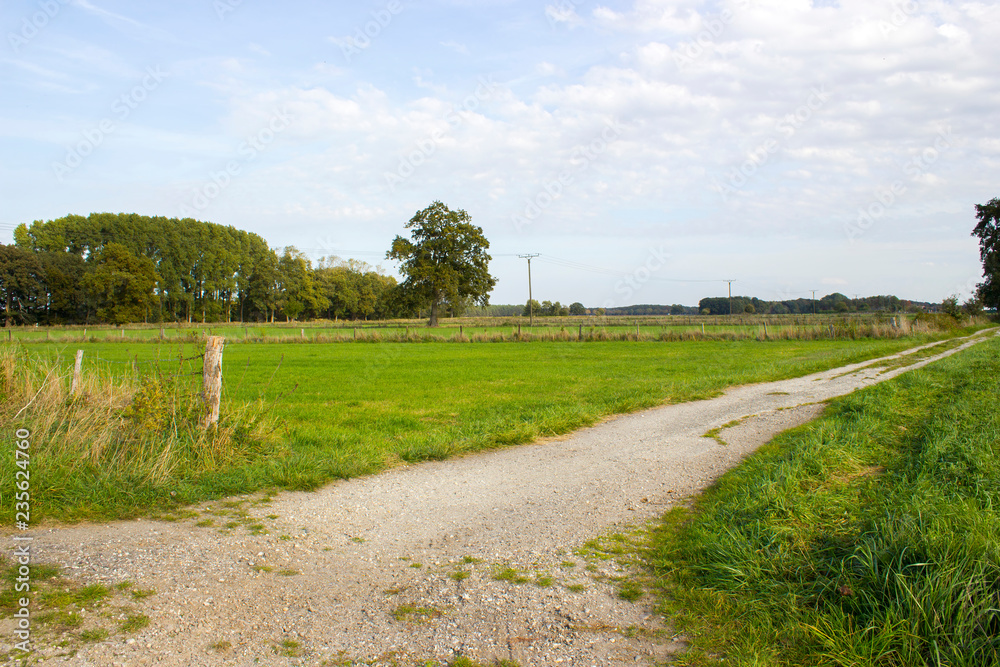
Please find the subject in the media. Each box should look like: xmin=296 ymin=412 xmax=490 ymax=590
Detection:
xmin=1 ymin=213 xmax=409 ymax=325
xmin=605 ymin=304 xmax=695 ymax=316
xmin=697 ymin=294 xmax=916 ymax=315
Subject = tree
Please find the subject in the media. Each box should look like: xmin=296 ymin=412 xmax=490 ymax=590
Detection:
xmin=0 ymin=244 xmax=45 ymax=326
xmin=972 ymin=197 xmax=1000 ymax=310
xmin=941 ymin=294 xmax=961 ymax=319
xmin=276 ymin=247 xmax=327 ymax=321
xmin=81 ymin=243 xmax=159 ymax=325
xmin=569 ymin=302 xmax=586 ymax=316
xmin=387 ymin=201 xmax=497 ymax=327
xmin=963 ymin=294 xmax=983 ymax=317
xmin=523 ymin=299 xmax=541 ymax=317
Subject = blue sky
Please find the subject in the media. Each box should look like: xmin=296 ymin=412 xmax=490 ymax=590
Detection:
xmin=2 ymin=0 xmax=998 ymax=308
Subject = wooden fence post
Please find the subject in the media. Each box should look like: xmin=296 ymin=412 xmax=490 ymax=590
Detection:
xmin=202 ymin=336 xmax=225 ymax=428
xmin=71 ymin=350 xmax=84 ymax=396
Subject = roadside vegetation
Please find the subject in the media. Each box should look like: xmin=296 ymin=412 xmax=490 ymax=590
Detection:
xmin=1 ymin=319 xmax=988 ymax=524
xmin=648 ymin=333 xmax=1000 ymax=666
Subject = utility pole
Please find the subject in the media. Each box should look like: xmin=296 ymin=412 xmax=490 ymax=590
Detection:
xmin=811 ymin=290 xmax=817 ymax=315
xmin=726 ymin=280 xmax=734 ymax=316
xmin=518 ymin=254 xmax=539 ymax=326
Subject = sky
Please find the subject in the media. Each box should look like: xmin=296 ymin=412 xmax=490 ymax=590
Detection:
xmin=2 ymin=0 xmax=998 ymax=309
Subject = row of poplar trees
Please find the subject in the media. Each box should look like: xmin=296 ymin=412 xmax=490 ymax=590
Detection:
xmin=1 ymin=213 xmax=402 ymax=326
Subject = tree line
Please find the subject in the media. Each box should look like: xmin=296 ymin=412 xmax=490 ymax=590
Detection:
xmin=697 ymin=293 xmax=911 ymax=316
xmin=1 ymin=213 xmax=404 ymax=326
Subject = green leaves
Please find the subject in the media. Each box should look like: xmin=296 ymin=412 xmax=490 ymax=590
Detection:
xmin=972 ymin=197 xmax=1000 ymax=309
xmin=387 ymin=201 xmax=497 ymax=326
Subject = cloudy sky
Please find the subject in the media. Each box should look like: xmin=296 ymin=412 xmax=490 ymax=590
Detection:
xmin=2 ymin=0 xmax=997 ymax=307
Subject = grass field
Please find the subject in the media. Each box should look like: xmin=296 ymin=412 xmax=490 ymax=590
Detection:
xmin=1 ymin=312 xmax=966 ymax=344
xmin=647 ymin=333 xmax=1000 ymax=666
xmin=1 ymin=325 xmax=982 ymax=524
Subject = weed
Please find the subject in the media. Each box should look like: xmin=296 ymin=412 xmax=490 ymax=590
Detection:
xmin=618 ymin=581 xmax=643 ymax=602
xmin=119 ymin=614 xmax=149 ymax=632
xmin=392 ymin=604 xmax=442 ymax=623
xmin=492 ymin=565 xmax=530 ymax=584
xmin=450 ymin=658 xmax=520 ymax=667
xmin=79 ymin=628 xmax=109 ymax=642
xmin=273 ymin=639 xmax=304 ymax=657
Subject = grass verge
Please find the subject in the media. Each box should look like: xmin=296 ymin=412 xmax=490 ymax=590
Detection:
xmin=647 ymin=334 xmax=1000 ymax=666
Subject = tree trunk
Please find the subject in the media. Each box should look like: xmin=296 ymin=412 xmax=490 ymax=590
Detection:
xmin=428 ymin=298 xmax=440 ymax=327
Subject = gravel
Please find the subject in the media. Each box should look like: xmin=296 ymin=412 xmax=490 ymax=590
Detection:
xmin=9 ymin=331 xmax=995 ymax=666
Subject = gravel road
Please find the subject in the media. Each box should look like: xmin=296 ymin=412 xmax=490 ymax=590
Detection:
xmin=6 ymin=331 xmax=996 ymax=666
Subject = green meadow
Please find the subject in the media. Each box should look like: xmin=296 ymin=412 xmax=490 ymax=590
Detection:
xmin=649 ymin=333 xmax=1000 ymax=666
xmin=1 ymin=328 xmax=977 ymax=523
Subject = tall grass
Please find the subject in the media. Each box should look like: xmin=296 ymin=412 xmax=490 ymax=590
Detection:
xmin=648 ymin=335 xmax=1000 ymax=666
xmin=6 ymin=314 xmax=989 ymax=345
xmin=0 ymin=345 xmax=280 ymax=521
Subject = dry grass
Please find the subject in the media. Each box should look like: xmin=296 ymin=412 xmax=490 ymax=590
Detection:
xmin=0 ymin=345 xmax=280 ymax=521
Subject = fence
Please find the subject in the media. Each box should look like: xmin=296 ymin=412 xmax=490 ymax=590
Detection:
xmin=69 ymin=336 xmax=225 ymax=428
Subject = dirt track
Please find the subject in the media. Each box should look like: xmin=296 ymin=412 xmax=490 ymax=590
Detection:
xmin=7 ymin=330 xmax=996 ymax=666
